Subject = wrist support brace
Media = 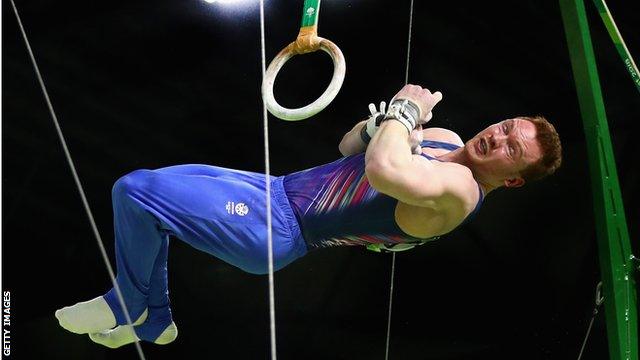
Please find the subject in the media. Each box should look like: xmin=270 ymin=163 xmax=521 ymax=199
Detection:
xmin=359 ymin=101 xmax=387 ymax=144
xmin=382 ymin=99 xmax=420 ymax=134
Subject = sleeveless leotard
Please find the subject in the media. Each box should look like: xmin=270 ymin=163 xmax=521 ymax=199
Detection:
xmin=283 ymin=140 xmax=483 ymax=249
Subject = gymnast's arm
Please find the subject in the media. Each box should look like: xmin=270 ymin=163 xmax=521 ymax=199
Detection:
xmin=364 ymin=119 xmax=474 ymax=210
xmin=365 ymin=120 xmax=443 ymax=206
xmin=365 ymin=85 xmax=473 ymax=208
xmin=338 ymin=120 xmax=368 ymax=156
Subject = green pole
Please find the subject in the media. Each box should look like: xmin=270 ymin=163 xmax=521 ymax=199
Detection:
xmin=559 ymin=1 xmax=638 ymax=359
xmin=591 ymin=0 xmax=640 ymax=94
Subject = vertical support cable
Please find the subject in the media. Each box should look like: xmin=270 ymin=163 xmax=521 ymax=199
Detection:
xmin=577 ymin=281 xmax=605 ymax=360
xmin=384 ymin=253 xmax=397 ymax=360
xmin=404 ymin=0 xmax=414 ymax=86
xmin=9 ymin=1 xmax=145 ymax=359
xmin=259 ymin=1 xmax=278 ymax=359
xmin=385 ymin=2 xmax=414 ymax=359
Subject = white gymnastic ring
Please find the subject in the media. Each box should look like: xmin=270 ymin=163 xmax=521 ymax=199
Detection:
xmin=261 ymin=38 xmax=346 ymax=121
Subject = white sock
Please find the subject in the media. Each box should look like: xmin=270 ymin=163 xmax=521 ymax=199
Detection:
xmin=55 ymin=296 xmax=148 ymax=334
xmin=89 ymin=322 xmax=178 ymax=348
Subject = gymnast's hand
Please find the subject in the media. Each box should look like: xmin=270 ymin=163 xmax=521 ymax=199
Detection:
xmin=392 ymin=84 xmax=443 ymax=124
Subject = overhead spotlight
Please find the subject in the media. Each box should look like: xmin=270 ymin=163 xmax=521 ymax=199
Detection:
xmin=203 ymin=0 xmax=248 ymax=4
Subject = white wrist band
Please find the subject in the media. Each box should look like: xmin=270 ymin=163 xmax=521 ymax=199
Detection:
xmin=383 ymin=99 xmax=420 ymax=134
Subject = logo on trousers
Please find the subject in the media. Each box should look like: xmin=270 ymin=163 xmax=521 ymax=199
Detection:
xmin=226 ymin=201 xmax=249 ymax=216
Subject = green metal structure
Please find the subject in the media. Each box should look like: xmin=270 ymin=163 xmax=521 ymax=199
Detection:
xmin=559 ymin=0 xmax=638 ymax=359
xmin=300 ymin=0 xmax=320 ymax=28
xmin=591 ymin=0 xmax=640 ymax=94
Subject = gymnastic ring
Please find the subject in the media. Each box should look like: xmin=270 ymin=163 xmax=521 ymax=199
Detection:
xmin=262 ymin=37 xmax=346 ymax=121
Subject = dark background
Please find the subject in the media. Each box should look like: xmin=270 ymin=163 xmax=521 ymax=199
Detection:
xmin=2 ymin=0 xmax=639 ymax=359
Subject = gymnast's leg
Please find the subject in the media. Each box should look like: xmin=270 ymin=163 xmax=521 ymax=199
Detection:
xmin=85 ymin=165 xmax=237 ymax=346
xmin=55 ymin=171 xmax=172 ymax=335
xmin=55 ymin=166 xmax=229 ymax=336
xmin=55 ymin=164 xmax=306 ymax=343
xmin=89 ymin=235 xmax=178 ymax=347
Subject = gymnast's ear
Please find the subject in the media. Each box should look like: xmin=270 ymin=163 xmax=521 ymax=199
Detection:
xmin=504 ymin=177 xmax=525 ymax=188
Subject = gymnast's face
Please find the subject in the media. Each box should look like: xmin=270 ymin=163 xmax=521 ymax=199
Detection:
xmin=465 ymin=118 xmax=542 ymax=188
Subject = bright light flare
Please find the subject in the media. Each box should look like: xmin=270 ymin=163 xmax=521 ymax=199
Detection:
xmin=204 ymin=0 xmax=250 ymax=4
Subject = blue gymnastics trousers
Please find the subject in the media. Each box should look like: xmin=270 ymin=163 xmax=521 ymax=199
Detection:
xmin=102 ymin=165 xmax=308 ymax=341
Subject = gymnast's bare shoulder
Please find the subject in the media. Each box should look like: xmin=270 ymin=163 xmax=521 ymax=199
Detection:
xmin=421 ymin=127 xmax=464 ymax=146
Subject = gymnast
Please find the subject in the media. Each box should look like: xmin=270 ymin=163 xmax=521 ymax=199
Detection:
xmin=54 ymin=84 xmax=562 ymax=347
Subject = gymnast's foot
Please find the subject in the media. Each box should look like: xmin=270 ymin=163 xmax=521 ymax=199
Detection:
xmin=55 ymin=296 xmax=148 ymax=334
xmin=89 ymin=322 xmax=178 ymax=348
